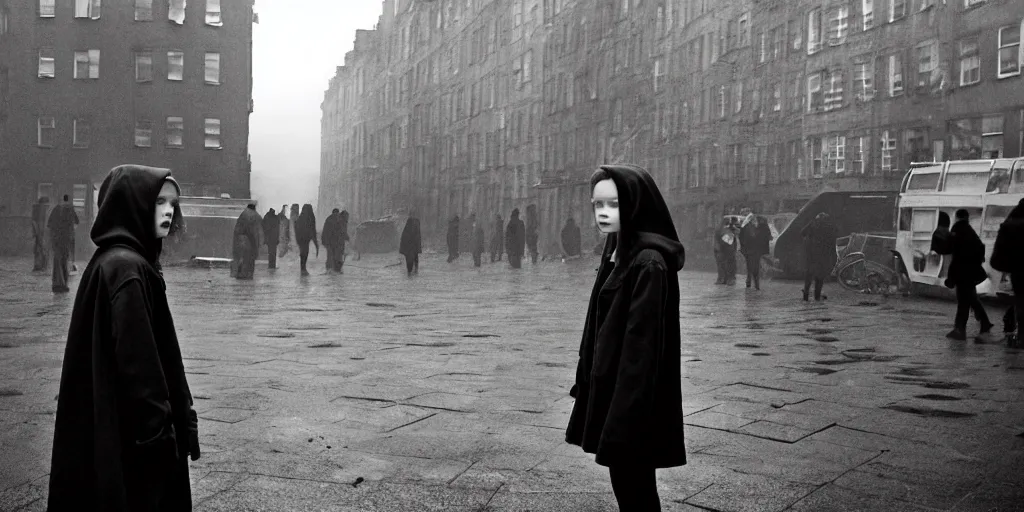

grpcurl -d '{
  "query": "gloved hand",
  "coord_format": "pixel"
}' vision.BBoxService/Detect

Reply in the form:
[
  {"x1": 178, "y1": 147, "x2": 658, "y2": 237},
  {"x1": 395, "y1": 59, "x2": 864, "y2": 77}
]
[{"x1": 187, "y1": 408, "x2": 201, "y2": 461}]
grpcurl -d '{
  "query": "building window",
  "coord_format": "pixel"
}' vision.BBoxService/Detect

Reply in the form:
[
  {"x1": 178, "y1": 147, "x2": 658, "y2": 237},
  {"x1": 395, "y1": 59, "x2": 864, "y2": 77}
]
[
  {"x1": 169, "y1": 0, "x2": 185, "y2": 24},
  {"x1": 135, "y1": 0, "x2": 153, "y2": 21},
  {"x1": 166, "y1": 116, "x2": 184, "y2": 147},
  {"x1": 824, "y1": 70, "x2": 844, "y2": 110},
  {"x1": 828, "y1": 6, "x2": 849, "y2": 46},
  {"x1": 135, "y1": 119, "x2": 153, "y2": 147},
  {"x1": 39, "y1": 0, "x2": 55, "y2": 18},
  {"x1": 718, "y1": 85, "x2": 726, "y2": 118},
  {"x1": 916, "y1": 40, "x2": 939, "y2": 88},
  {"x1": 733, "y1": 81, "x2": 743, "y2": 114},
  {"x1": 74, "y1": 0, "x2": 101, "y2": 19},
  {"x1": 959, "y1": 37, "x2": 980, "y2": 85},
  {"x1": 854, "y1": 60, "x2": 875, "y2": 101},
  {"x1": 37, "y1": 117, "x2": 55, "y2": 147},
  {"x1": 888, "y1": 54, "x2": 904, "y2": 96},
  {"x1": 653, "y1": 57, "x2": 664, "y2": 92},
  {"x1": 827, "y1": 135, "x2": 846, "y2": 173},
  {"x1": 167, "y1": 51, "x2": 184, "y2": 81},
  {"x1": 0, "y1": 7, "x2": 9, "y2": 35},
  {"x1": 903, "y1": 128, "x2": 930, "y2": 166},
  {"x1": 204, "y1": 118, "x2": 221, "y2": 149},
  {"x1": 982, "y1": 115, "x2": 1004, "y2": 158},
  {"x1": 850, "y1": 136, "x2": 866, "y2": 173},
  {"x1": 771, "y1": 26, "x2": 784, "y2": 60},
  {"x1": 38, "y1": 48, "x2": 55, "y2": 78},
  {"x1": 522, "y1": 50, "x2": 533, "y2": 82},
  {"x1": 809, "y1": 138, "x2": 823, "y2": 177},
  {"x1": 738, "y1": 12, "x2": 750, "y2": 46},
  {"x1": 73, "y1": 50, "x2": 100, "y2": 79},
  {"x1": 135, "y1": 51, "x2": 153, "y2": 82},
  {"x1": 862, "y1": 0, "x2": 874, "y2": 30},
  {"x1": 612, "y1": 99, "x2": 623, "y2": 133},
  {"x1": 205, "y1": 0, "x2": 222, "y2": 26},
  {"x1": 73, "y1": 119, "x2": 89, "y2": 148},
  {"x1": 997, "y1": 24, "x2": 1021, "y2": 78},
  {"x1": 807, "y1": 8, "x2": 822, "y2": 54},
  {"x1": 758, "y1": 32, "x2": 767, "y2": 63},
  {"x1": 881, "y1": 130, "x2": 896, "y2": 171},
  {"x1": 807, "y1": 73, "x2": 822, "y2": 112},
  {"x1": 772, "y1": 83, "x2": 782, "y2": 112},
  {"x1": 204, "y1": 52, "x2": 220, "y2": 84},
  {"x1": 790, "y1": 19, "x2": 803, "y2": 51},
  {"x1": 890, "y1": 0, "x2": 906, "y2": 21}
]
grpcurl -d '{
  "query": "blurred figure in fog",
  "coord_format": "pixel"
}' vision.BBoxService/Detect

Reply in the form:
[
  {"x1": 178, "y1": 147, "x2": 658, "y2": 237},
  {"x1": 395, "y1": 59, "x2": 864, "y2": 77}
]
[
  {"x1": 505, "y1": 209, "x2": 526, "y2": 269},
  {"x1": 526, "y1": 204, "x2": 539, "y2": 264},
  {"x1": 942, "y1": 209, "x2": 992, "y2": 340},
  {"x1": 490, "y1": 213, "x2": 504, "y2": 262},
  {"x1": 991, "y1": 199, "x2": 1024, "y2": 347},
  {"x1": 338, "y1": 211, "x2": 350, "y2": 271},
  {"x1": 262, "y1": 207, "x2": 280, "y2": 269},
  {"x1": 278, "y1": 204, "x2": 291, "y2": 258},
  {"x1": 400, "y1": 214, "x2": 421, "y2": 275},
  {"x1": 800, "y1": 212, "x2": 837, "y2": 301},
  {"x1": 471, "y1": 214, "x2": 486, "y2": 267},
  {"x1": 47, "y1": 195, "x2": 79, "y2": 293},
  {"x1": 230, "y1": 203, "x2": 261, "y2": 280},
  {"x1": 31, "y1": 196, "x2": 50, "y2": 272},
  {"x1": 561, "y1": 216, "x2": 582, "y2": 260},
  {"x1": 322, "y1": 208, "x2": 349, "y2": 273},
  {"x1": 713, "y1": 218, "x2": 737, "y2": 285},
  {"x1": 294, "y1": 204, "x2": 319, "y2": 276},
  {"x1": 447, "y1": 215, "x2": 461, "y2": 263},
  {"x1": 740, "y1": 215, "x2": 772, "y2": 290}
]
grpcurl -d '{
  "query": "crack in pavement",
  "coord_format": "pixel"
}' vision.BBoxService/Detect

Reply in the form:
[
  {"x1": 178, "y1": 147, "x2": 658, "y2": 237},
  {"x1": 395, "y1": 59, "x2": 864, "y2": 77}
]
[
  {"x1": 447, "y1": 461, "x2": 476, "y2": 486},
  {"x1": 385, "y1": 412, "x2": 438, "y2": 433},
  {"x1": 480, "y1": 482, "x2": 505, "y2": 510}
]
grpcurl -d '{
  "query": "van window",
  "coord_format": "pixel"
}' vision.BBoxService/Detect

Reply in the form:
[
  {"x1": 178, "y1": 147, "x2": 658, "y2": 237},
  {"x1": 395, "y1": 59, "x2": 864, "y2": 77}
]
[
  {"x1": 899, "y1": 208, "x2": 912, "y2": 231},
  {"x1": 907, "y1": 171, "x2": 940, "y2": 191},
  {"x1": 911, "y1": 209, "x2": 937, "y2": 239},
  {"x1": 982, "y1": 205, "x2": 1014, "y2": 239},
  {"x1": 986, "y1": 165, "x2": 1012, "y2": 193}
]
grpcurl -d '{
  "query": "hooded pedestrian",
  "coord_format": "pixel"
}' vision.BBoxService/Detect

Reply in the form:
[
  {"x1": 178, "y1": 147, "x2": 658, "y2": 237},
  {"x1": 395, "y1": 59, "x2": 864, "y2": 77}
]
[
  {"x1": 505, "y1": 209, "x2": 526, "y2": 269},
  {"x1": 468, "y1": 214, "x2": 485, "y2": 267},
  {"x1": 561, "y1": 216, "x2": 582, "y2": 259},
  {"x1": 526, "y1": 204, "x2": 539, "y2": 264},
  {"x1": 713, "y1": 217, "x2": 738, "y2": 285},
  {"x1": 566, "y1": 164, "x2": 686, "y2": 511},
  {"x1": 490, "y1": 213, "x2": 504, "y2": 262},
  {"x1": 294, "y1": 204, "x2": 318, "y2": 276},
  {"x1": 740, "y1": 215, "x2": 772, "y2": 290},
  {"x1": 928, "y1": 211, "x2": 953, "y2": 274},
  {"x1": 941, "y1": 209, "x2": 992, "y2": 340},
  {"x1": 400, "y1": 214, "x2": 422, "y2": 275},
  {"x1": 799, "y1": 213, "x2": 836, "y2": 301},
  {"x1": 31, "y1": 196, "x2": 50, "y2": 272},
  {"x1": 47, "y1": 195, "x2": 80, "y2": 292},
  {"x1": 231, "y1": 204, "x2": 262, "y2": 279},
  {"x1": 447, "y1": 215, "x2": 461, "y2": 263},
  {"x1": 278, "y1": 204, "x2": 291, "y2": 258},
  {"x1": 47, "y1": 165, "x2": 200, "y2": 511},
  {"x1": 262, "y1": 208, "x2": 280, "y2": 269},
  {"x1": 322, "y1": 208, "x2": 349, "y2": 273},
  {"x1": 991, "y1": 199, "x2": 1024, "y2": 347}
]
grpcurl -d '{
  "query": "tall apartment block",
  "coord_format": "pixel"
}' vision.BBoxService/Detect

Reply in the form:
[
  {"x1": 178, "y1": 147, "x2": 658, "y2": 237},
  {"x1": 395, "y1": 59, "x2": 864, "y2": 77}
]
[
  {"x1": 0, "y1": 0, "x2": 255, "y2": 253},
  {"x1": 320, "y1": 0, "x2": 1024, "y2": 262}
]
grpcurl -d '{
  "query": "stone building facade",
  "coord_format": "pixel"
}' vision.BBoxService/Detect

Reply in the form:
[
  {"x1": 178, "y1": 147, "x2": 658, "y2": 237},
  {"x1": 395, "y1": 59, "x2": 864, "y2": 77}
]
[{"x1": 320, "y1": 0, "x2": 1024, "y2": 261}]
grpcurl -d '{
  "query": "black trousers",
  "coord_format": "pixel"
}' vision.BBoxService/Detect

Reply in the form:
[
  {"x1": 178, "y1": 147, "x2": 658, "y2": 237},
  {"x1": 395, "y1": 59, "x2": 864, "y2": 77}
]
[
  {"x1": 745, "y1": 253, "x2": 762, "y2": 288},
  {"x1": 299, "y1": 241, "x2": 310, "y2": 273},
  {"x1": 609, "y1": 466, "x2": 661, "y2": 511},
  {"x1": 473, "y1": 252, "x2": 482, "y2": 267},
  {"x1": 804, "y1": 272, "x2": 824, "y2": 299},
  {"x1": 1007, "y1": 274, "x2": 1024, "y2": 337},
  {"x1": 405, "y1": 253, "x2": 419, "y2": 274},
  {"x1": 267, "y1": 245, "x2": 277, "y2": 269},
  {"x1": 954, "y1": 281, "x2": 991, "y2": 331}
]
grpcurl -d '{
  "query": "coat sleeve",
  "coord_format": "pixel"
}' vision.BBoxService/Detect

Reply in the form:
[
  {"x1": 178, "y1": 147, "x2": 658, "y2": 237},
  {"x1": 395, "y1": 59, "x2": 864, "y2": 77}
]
[
  {"x1": 600, "y1": 261, "x2": 666, "y2": 449},
  {"x1": 111, "y1": 279, "x2": 174, "y2": 446}
]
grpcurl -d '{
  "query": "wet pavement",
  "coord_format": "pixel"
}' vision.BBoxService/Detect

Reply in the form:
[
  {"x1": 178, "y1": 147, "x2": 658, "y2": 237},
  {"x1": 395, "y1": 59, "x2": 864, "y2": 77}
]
[{"x1": 1, "y1": 251, "x2": 1022, "y2": 511}]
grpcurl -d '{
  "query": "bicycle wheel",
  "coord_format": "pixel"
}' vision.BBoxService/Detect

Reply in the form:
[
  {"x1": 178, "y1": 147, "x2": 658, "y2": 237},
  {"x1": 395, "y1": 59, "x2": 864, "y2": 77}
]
[{"x1": 836, "y1": 257, "x2": 867, "y2": 292}]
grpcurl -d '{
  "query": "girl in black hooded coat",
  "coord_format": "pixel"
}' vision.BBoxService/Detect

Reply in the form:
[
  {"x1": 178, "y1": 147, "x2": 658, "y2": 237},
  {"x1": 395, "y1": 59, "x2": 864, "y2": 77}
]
[
  {"x1": 47, "y1": 165, "x2": 200, "y2": 511},
  {"x1": 566, "y1": 164, "x2": 686, "y2": 511},
  {"x1": 294, "y1": 204, "x2": 319, "y2": 276}
]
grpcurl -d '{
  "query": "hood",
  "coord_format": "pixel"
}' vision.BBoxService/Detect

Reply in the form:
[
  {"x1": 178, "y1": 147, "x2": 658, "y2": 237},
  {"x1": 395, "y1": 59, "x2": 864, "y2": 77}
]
[
  {"x1": 598, "y1": 164, "x2": 685, "y2": 271},
  {"x1": 91, "y1": 165, "x2": 181, "y2": 262}
]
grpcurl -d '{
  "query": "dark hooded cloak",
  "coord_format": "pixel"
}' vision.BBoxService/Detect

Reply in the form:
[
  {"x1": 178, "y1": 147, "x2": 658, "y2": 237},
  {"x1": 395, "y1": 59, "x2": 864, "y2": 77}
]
[
  {"x1": 949, "y1": 216, "x2": 988, "y2": 286},
  {"x1": 565, "y1": 164, "x2": 686, "y2": 469},
  {"x1": 262, "y1": 209, "x2": 280, "y2": 246},
  {"x1": 295, "y1": 204, "x2": 318, "y2": 249},
  {"x1": 800, "y1": 214, "x2": 837, "y2": 278},
  {"x1": 505, "y1": 210, "x2": 526, "y2": 259},
  {"x1": 562, "y1": 218, "x2": 582, "y2": 256},
  {"x1": 322, "y1": 210, "x2": 346, "y2": 249},
  {"x1": 232, "y1": 205, "x2": 262, "y2": 278},
  {"x1": 991, "y1": 200, "x2": 1024, "y2": 277},
  {"x1": 48, "y1": 165, "x2": 198, "y2": 511},
  {"x1": 400, "y1": 217, "x2": 422, "y2": 256}
]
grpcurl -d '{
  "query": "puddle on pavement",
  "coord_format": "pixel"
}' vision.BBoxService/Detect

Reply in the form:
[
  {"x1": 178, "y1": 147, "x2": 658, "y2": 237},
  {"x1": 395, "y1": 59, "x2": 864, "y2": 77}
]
[
  {"x1": 0, "y1": 343, "x2": 15, "y2": 348},
  {"x1": 258, "y1": 333, "x2": 296, "y2": 338},
  {"x1": 857, "y1": 301, "x2": 880, "y2": 307},
  {"x1": 0, "y1": 388, "x2": 24, "y2": 397},
  {"x1": 914, "y1": 394, "x2": 961, "y2": 401},
  {"x1": 885, "y1": 375, "x2": 931, "y2": 383},
  {"x1": 895, "y1": 367, "x2": 933, "y2": 376},
  {"x1": 404, "y1": 342, "x2": 456, "y2": 348},
  {"x1": 815, "y1": 359, "x2": 859, "y2": 365},
  {"x1": 807, "y1": 328, "x2": 834, "y2": 334},
  {"x1": 897, "y1": 309, "x2": 945, "y2": 317},
  {"x1": 308, "y1": 343, "x2": 339, "y2": 348},
  {"x1": 845, "y1": 347, "x2": 876, "y2": 353},
  {"x1": 537, "y1": 362, "x2": 568, "y2": 368},
  {"x1": 811, "y1": 335, "x2": 840, "y2": 342},
  {"x1": 350, "y1": 357, "x2": 365, "y2": 360},
  {"x1": 366, "y1": 302, "x2": 397, "y2": 308},
  {"x1": 746, "y1": 323, "x2": 765, "y2": 330},
  {"x1": 735, "y1": 343, "x2": 760, "y2": 348},
  {"x1": 922, "y1": 381, "x2": 970, "y2": 390},
  {"x1": 799, "y1": 367, "x2": 838, "y2": 375},
  {"x1": 751, "y1": 352, "x2": 771, "y2": 356},
  {"x1": 462, "y1": 334, "x2": 499, "y2": 338},
  {"x1": 881, "y1": 405, "x2": 975, "y2": 418}
]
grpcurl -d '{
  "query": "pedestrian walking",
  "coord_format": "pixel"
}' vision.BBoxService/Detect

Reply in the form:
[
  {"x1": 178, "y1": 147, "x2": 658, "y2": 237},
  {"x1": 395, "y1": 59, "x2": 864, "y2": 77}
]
[
  {"x1": 800, "y1": 212, "x2": 837, "y2": 301},
  {"x1": 561, "y1": 216, "x2": 582, "y2": 260},
  {"x1": 526, "y1": 204, "x2": 539, "y2": 264},
  {"x1": 566, "y1": 164, "x2": 686, "y2": 512},
  {"x1": 322, "y1": 208, "x2": 349, "y2": 273},
  {"x1": 713, "y1": 218, "x2": 738, "y2": 285},
  {"x1": 991, "y1": 200, "x2": 1024, "y2": 347},
  {"x1": 47, "y1": 195, "x2": 79, "y2": 293},
  {"x1": 230, "y1": 203, "x2": 261, "y2": 280},
  {"x1": 47, "y1": 165, "x2": 200, "y2": 511},
  {"x1": 262, "y1": 207, "x2": 280, "y2": 269},
  {"x1": 294, "y1": 204, "x2": 318, "y2": 276},
  {"x1": 400, "y1": 214, "x2": 422, "y2": 275},
  {"x1": 505, "y1": 209, "x2": 526, "y2": 269},
  {"x1": 31, "y1": 197, "x2": 50, "y2": 272},
  {"x1": 471, "y1": 214, "x2": 486, "y2": 267},
  {"x1": 446, "y1": 215, "x2": 461, "y2": 263},
  {"x1": 937, "y1": 209, "x2": 993, "y2": 340},
  {"x1": 490, "y1": 213, "x2": 504, "y2": 262},
  {"x1": 278, "y1": 204, "x2": 291, "y2": 258},
  {"x1": 740, "y1": 215, "x2": 772, "y2": 290}
]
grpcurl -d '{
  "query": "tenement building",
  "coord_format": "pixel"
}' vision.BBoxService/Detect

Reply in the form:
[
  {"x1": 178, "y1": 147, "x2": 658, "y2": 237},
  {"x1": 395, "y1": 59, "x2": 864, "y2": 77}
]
[
  {"x1": 0, "y1": 0, "x2": 255, "y2": 252},
  {"x1": 320, "y1": 0, "x2": 1024, "y2": 261}
]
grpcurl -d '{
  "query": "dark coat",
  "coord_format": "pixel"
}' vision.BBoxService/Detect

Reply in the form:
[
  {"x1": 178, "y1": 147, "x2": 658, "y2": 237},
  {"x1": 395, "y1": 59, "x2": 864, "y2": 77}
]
[
  {"x1": 447, "y1": 217, "x2": 460, "y2": 252},
  {"x1": 233, "y1": 207, "x2": 262, "y2": 249},
  {"x1": 930, "y1": 226, "x2": 953, "y2": 255},
  {"x1": 321, "y1": 213, "x2": 349, "y2": 249},
  {"x1": 800, "y1": 217, "x2": 837, "y2": 277},
  {"x1": 294, "y1": 205, "x2": 318, "y2": 248},
  {"x1": 47, "y1": 203, "x2": 79, "y2": 248},
  {"x1": 400, "y1": 218, "x2": 422, "y2": 256},
  {"x1": 714, "y1": 225, "x2": 738, "y2": 255},
  {"x1": 525, "y1": 208, "x2": 539, "y2": 250},
  {"x1": 262, "y1": 210, "x2": 280, "y2": 246},
  {"x1": 991, "y1": 213, "x2": 1024, "y2": 275},
  {"x1": 506, "y1": 214, "x2": 526, "y2": 258},
  {"x1": 48, "y1": 165, "x2": 197, "y2": 511},
  {"x1": 472, "y1": 223, "x2": 486, "y2": 255},
  {"x1": 562, "y1": 220, "x2": 582, "y2": 256},
  {"x1": 566, "y1": 164, "x2": 686, "y2": 469},
  {"x1": 490, "y1": 217, "x2": 504, "y2": 253},
  {"x1": 948, "y1": 220, "x2": 988, "y2": 286},
  {"x1": 740, "y1": 223, "x2": 772, "y2": 258}
]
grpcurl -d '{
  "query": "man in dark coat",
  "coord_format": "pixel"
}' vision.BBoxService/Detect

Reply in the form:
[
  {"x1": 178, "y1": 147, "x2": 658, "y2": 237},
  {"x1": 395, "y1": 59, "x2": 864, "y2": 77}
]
[
  {"x1": 470, "y1": 214, "x2": 486, "y2": 267},
  {"x1": 399, "y1": 215, "x2": 422, "y2": 275},
  {"x1": 294, "y1": 204, "x2": 318, "y2": 276},
  {"x1": 47, "y1": 165, "x2": 200, "y2": 511},
  {"x1": 278, "y1": 204, "x2": 291, "y2": 258},
  {"x1": 561, "y1": 216, "x2": 582, "y2": 259},
  {"x1": 940, "y1": 209, "x2": 993, "y2": 340},
  {"x1": 446, "y1": 215, "x2": 460, "y2": 263},
  {"x1": 506, "y1": 209, "x2": 526, "y2": 268},
  {"x1": 713, "y1": 217, "x2": 738, "y2": 285},
  {"x1": 990, "y1": 199, "x2": 1024, "y2": 347},
  {"x1": 32, "y1": 197, "x2": 50, "y2": 272},
  {"x1": 566, "y1": 164, "x2": 686, "y2": 511},
  {"x1": 47, "y1": 195, "x2": 79, "y2": 293},
  {"x1": 262, "y1": 208, "x2": 280, "y2": 269},
  {"x1": 740, "y1": 215, "x2": 773, "y2": 290},
  {"x1": 230, "y1": 204, "x2": 262, "y2": 280},
  {"x1": 800, "y1": 212, "x2": 837, "y2": 301},
  {"x1": 490, "y1": 213, "x2": 504, "y2": 262},
  {"x1": 322, "y1": 208, "x2": 349, "y2": 273},
  {"x1": 526, "y1": 204, "x2": 539, "y2": 264}
]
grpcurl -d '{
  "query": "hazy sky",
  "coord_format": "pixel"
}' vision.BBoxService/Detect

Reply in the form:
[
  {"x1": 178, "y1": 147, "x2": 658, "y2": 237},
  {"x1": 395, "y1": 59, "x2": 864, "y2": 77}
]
[{"x1": 249, "y1": 1, "x2": 382, "y2": 211}]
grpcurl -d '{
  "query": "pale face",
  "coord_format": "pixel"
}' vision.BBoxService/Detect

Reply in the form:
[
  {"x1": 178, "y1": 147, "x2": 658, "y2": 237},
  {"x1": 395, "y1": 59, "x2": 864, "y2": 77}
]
[
  {"x1": 592, "y1": 179, "x2": 621, "y2": 234},
  {"x1": 154, "y1": 181, "x2": 179, "y2": 239}
]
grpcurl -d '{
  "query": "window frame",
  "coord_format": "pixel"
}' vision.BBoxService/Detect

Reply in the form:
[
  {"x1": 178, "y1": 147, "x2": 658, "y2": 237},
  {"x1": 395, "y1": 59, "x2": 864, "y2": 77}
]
[
  {"x1": 828, "y1": 5, "x2": 849, "y2": 46},
  {"x1": 38, "y1": 48, "x2": 56, "y2": 79},
  {"x1": 134, "y1": 119, "x2": 153, "y2": 147},
  {"x1": 73, "y1": 49, "x2": 100, "y2": 80},
  {"x1": 862, "y1": 0, "x2": 874, "y2": 31},
  {"x1": 167, "y1": 50, "x2": 184, "y2": 81},
  {"x1": 39, "y1": 0, "x2": 55, "y2": 18},
  {"x1": 205, "y1": 0, "x2": 223, "y2": 27},
  {"x1": 166, "y1": 116, "x2": 184, "y2": 148},
  {"x1": 37, "y1": 117, "x2": 55, "y2": 148},
  {"x1": 135, "y1": 50, "x2": 153, "y2": 83},
  {"x1": 958, "y1": 36, "x2": 981, "y2": 86},
  {"x1": 890, "y1": 0, "x2": 906, "y2": 22},
  {"x1": 72, "y1": 118, "x2": 89, "y2": 148},
  {"x1": 73, "y1": 0, "x2": 101, "y2": 20},
  {"x1": 888, "y1": 53, "x2": 904, "y2": 96},
  {"x1": 204, "y1": 52, "x2": 221, "y2": 85},
  {"x1": 135, "y1": 0, "x2": 153, "y2": 21},
  {"x1": 996, "y1": 23, "x2": 1022, "y2": 79}
]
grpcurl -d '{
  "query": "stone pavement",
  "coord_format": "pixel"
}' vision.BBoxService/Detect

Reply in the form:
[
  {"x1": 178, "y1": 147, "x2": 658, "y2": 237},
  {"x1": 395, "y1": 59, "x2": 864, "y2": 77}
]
[{"x1": 0, "y1": 251, "x2": 1022, "y2": 512}]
